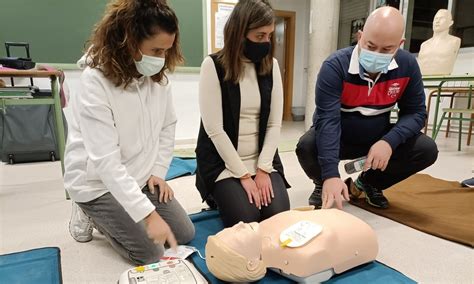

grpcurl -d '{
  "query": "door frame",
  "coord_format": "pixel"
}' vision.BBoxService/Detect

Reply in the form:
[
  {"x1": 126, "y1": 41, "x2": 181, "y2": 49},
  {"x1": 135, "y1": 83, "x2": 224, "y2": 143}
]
[{"x1": 274, "y1": 10, "x2": 296, "y2": 121}]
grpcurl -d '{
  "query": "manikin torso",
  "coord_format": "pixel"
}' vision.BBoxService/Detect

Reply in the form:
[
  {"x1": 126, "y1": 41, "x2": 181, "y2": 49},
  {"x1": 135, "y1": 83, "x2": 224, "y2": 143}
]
[
  {"x1": 259, "y1": 209, "x2": 378, "y2": 278},
  {"x1": 418, "y1": 35, "x2": 460, "y2": 75},
  {"x1": 214, "y1": 208, "x2": 378, "y2": 280},
  {"x1": 417, "y1": 9, "x2": 461, "y2": 76}
]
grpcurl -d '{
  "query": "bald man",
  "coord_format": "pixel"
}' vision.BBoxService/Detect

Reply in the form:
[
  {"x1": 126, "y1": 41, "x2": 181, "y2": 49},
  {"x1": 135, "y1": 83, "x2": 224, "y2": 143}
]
[{"x1": 296, "y1": 7, "x2": 438, "y2": 210}]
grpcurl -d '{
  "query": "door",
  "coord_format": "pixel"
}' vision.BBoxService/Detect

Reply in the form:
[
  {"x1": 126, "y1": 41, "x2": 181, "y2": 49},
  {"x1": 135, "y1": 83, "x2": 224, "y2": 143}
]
[{"x1": 274, "y1": 11, "x2": 295, "y2": 121}]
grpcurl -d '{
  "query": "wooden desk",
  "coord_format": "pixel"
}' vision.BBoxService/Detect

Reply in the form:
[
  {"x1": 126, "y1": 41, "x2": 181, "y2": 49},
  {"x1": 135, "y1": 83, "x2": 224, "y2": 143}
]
[
  {"x1": 422, "y1": 74, "x2": 474, "y2": 138},
  {"x1": 0, "y1": 69, "x2": 66, "y2": 173}
]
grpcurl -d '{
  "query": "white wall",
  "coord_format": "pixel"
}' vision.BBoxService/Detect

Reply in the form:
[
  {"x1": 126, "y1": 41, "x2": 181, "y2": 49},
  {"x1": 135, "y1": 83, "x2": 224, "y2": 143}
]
[
  {"x1": 269, "y1": 0, "x2": 310, "y2": 109},
  {"x1": 452, "y1": 48, "x2": 474, "y2": 75},
  {"x1": 1, "y1": 70, "x2": 201, "y2": 142},
  {"x1": 168, "y1": 72, "x2": 200, "y2": 141}
]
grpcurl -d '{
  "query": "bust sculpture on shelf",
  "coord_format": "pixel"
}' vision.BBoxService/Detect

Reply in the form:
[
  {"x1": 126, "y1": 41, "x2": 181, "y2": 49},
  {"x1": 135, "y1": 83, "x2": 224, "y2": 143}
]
[{"x1": 417, "y1": 9, "x2": 461, "y2": 76}]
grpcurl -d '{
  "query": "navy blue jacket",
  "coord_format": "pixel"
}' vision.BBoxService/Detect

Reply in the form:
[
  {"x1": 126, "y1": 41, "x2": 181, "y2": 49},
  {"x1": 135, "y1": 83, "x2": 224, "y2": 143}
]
[{"x1": 313, "y1": 46, "x2": 426, "y2": 180}]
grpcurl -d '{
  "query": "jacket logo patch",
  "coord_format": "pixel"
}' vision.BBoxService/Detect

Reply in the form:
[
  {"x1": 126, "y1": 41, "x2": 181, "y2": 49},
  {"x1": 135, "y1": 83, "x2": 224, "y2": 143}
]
[{"x1": 387, "y1": 83, "x2": 401, "y2": 98}]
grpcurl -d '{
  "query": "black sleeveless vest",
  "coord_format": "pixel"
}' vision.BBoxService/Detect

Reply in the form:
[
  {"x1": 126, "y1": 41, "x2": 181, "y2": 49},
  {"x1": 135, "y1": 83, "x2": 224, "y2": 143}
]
[{"x1": 195, "y1": 54, "x2": 290, "y2": 201}]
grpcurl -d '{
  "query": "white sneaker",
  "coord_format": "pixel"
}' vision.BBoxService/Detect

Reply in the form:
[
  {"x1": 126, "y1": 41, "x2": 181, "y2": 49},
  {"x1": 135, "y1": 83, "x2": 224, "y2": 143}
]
[{"x1": 69, "y1": 202, "x2": 93, "y2": 242}]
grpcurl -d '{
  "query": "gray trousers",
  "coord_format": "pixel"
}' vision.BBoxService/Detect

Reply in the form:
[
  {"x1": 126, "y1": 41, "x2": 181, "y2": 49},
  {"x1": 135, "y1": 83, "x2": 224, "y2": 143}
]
[{"x1": 77, "y1": 185, "x2": 195, "y2": 265}]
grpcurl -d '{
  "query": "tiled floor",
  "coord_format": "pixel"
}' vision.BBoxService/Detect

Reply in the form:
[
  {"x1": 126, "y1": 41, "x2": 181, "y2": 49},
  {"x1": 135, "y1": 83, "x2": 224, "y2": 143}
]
[{"x1": 0, "y1": 121, "x2": 473, "y2": 283}]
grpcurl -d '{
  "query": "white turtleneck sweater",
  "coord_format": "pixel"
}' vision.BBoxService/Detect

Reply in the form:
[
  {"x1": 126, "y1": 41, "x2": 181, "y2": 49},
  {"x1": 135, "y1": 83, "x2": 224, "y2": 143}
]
[
  {"x1": 63, "y1": 67, "x2": 176, "y2": 222},
  {"x1": 199, "y1": 57, "x2": 283, "y2": 181}
]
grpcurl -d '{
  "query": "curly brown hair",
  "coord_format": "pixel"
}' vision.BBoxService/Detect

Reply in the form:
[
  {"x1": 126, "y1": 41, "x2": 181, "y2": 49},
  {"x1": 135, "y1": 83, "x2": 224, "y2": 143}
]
[
  {"x1": 217, "y1": 0, "x2": 275, "y2": 83},
  {"x1": 86, "y1": 0, "x2": 183, "y2": 87}
]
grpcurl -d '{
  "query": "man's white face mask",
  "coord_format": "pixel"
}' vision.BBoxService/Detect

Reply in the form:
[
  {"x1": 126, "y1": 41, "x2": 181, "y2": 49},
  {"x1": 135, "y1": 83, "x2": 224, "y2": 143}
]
[{"x1": 359, "y1": 47, "x2": 395, "y2": 74}]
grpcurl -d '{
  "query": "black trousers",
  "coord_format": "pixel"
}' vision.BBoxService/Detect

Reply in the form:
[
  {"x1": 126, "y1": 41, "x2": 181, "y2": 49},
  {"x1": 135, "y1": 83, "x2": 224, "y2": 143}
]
[
  {"x1": 296, "y1": 127, "x2": 439, "y2": 190},
  {"x1": 212, "y1": 172, "x2": 290, "y2": 227}
]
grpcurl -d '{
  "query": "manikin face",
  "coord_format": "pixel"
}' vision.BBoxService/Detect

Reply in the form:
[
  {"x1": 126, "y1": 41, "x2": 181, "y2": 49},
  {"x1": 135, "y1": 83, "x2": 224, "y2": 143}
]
[
  {"x1": 433, "y1": 10, "x2": 453, "y2": 33},
  {"x1": 216, "y1": 222, "x2": 261, "y2": 264}
]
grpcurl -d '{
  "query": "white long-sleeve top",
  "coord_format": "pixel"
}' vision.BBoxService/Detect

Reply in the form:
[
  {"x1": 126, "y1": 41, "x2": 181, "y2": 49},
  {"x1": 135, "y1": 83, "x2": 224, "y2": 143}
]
[
  {"x1": 63, "y1": 67, "x2": 176, "y2": 222},
  {"x1": 199, "y1": 57, "x2": 283, "y2": 181}
]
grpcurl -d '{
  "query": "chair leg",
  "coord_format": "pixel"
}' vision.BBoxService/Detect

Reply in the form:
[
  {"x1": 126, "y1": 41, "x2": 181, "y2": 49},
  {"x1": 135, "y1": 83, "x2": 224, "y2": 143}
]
[
  {"x1": 458, "y1": 113, "x2": 463, "y2": 151},
  {"x1": 445, "y1": 93, "x2": 456, "y2": 137},
  {"x1": 433, "y1": 112, "x2": 447, "y2": 141},
  {"x1": 425, "y1": 90, "x2": 436, "y2": 134},
  {"x1": 468, "y1": 114, "x2": 473, "y2": 146}
]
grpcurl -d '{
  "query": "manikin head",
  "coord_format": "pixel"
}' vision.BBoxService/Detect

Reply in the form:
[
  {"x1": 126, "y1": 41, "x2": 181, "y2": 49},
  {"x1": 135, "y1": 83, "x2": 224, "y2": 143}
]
[
  {"x1": 206, "y1": 222, "x2": 266, "y2": 282},
  {"x1": 433, "y1": 9, "x2": 453, "y2": 33}
]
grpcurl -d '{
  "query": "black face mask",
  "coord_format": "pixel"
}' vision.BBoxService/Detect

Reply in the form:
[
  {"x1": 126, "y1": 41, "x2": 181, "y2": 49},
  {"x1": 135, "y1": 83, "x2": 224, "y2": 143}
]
[{"x1": 243, "y1": 39, "x2": 271, "y2": 63}]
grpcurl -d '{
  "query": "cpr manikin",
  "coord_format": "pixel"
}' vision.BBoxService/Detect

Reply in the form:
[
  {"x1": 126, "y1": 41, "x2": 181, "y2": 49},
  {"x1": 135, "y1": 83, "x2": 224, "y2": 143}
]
[
  {"x1": 206, "y1": 208, "x2": 378, "y2": 283},
  {"x1": 417, "y1": 9, "x2": 461, "y2": 75}
]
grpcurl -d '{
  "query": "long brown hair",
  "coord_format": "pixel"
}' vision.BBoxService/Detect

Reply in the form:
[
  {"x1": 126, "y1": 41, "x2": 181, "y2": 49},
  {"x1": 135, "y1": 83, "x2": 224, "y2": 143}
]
[
  {"x1": 86, "y1": 0, "x2": 183, "y2": 87},
  {"x1": 217, "y1": 0, "x2": 275, "y2": 83}
]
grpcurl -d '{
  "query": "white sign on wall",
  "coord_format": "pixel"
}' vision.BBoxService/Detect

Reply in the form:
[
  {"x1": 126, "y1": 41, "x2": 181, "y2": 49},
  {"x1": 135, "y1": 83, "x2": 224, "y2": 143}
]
[{"x1": 214, "y1": 4, "x2": 234, "y2": 49}]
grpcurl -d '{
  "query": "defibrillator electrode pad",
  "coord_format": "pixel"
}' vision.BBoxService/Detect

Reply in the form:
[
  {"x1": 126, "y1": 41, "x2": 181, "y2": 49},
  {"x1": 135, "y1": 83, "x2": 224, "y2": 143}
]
[{"x1": 279, "y1": 221, "x2": 323, "y2": 248}]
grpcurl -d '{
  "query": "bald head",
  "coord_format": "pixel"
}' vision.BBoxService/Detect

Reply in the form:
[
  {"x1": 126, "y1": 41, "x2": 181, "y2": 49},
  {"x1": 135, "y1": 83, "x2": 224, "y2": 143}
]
[
  {"x1": 365, "y1": 7, "x2": 405, "y2": 39},
  {"x1": 358, "y1": 6, "x2": 405, "y2": 54}
]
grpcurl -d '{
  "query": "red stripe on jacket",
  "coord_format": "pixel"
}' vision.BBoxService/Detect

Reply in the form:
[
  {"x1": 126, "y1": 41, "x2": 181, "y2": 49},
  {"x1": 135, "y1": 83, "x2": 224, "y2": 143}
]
[{"x1": 341, "y1": 77, "x2": 410, "y2": 107}]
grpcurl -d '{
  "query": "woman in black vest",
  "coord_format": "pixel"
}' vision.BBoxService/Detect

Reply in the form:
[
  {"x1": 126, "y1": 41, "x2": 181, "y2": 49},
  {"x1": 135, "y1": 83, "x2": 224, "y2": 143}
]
[{"x1": 196, "y1": 0, "x2": 290, "y2": 227}]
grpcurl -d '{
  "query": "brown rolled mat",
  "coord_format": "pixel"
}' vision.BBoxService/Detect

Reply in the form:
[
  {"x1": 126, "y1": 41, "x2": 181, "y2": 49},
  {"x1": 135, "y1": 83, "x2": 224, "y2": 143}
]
[{"x1": 349, "y1": 174, "x2": 474, "y2": 247}]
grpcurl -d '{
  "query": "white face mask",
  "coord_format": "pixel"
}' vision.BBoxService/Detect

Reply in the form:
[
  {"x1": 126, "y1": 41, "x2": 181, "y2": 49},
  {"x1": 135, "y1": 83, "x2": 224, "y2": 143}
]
[
  {"x1": 134, "y1": 50, "x2": 165, "y2": 77},
  {"x1": 359, "y1": 47, "x2": 395, "y2": 74}
]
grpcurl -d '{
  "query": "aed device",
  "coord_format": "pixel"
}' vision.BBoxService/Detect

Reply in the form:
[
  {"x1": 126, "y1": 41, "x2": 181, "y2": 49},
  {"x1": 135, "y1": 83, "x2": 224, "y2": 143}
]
[{"x1": 118, "y1": 258, "x2": 207, "y2": 284}]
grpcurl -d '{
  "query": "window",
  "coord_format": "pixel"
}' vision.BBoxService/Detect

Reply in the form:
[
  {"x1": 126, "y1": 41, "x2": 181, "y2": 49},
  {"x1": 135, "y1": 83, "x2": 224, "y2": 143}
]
[
  {"x1": 375, "y1": 0, "x2": 401, "y2": 9},
  {"x1": 452, "y1": 0, "x2": 474, "y2": 48},
  {"x1": 406, "y1": 0, "x2": 473, "y2": 52},
  {"x1": 406, "y1": 0, "x2": 448, "y2": 53},
  {"x1": 337, "y1": 0, "x2": 371, "y2": 49}
]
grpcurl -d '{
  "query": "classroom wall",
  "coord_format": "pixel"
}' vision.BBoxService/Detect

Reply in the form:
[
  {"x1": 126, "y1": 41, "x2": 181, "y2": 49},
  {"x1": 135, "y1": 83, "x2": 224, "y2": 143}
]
[
  {"x1": 0, "y1": 0, "x2": 204, "y2": 66},
  {"x1": 205, "y1": 0, "x2": 310, "y2": 109},
  {"x1": 1, "y1": 70, "x2": 201, "y2": 142},
  {"x1": 168, "y1": 73, "x2": 201, "y2": 141},
  {"x1": 3, "y1": 1, "x2": 471, "y2": 142},
  {"x1": 269, "y1": 0, "x2": 310, "y2": 109},
  {"x1": 452, "y1": 48, "x2": 474, "y2": 75},
  {"x1": 11, "y1": 0, "x2": 313, "y2": 142},
  {"x1": 52, "y1": 49, "x2": 472, "y2": 141}
]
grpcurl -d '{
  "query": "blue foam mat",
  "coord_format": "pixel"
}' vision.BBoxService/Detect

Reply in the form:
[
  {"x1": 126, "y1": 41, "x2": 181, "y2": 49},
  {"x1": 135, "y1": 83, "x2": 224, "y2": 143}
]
[
  {"x1": 0, "y1": 247, "x2": 62, "y2": 284},
  {"x1": 165, "y1": 157, "x2": 197, "y2": 181},
  {"x1": 188, "y1": 210, "x2": 416, "y2": 284}
]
